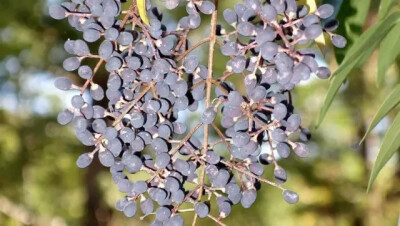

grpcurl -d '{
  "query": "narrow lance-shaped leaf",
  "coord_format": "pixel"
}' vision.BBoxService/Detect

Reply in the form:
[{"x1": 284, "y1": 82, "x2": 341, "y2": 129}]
[
  {"x1": 305, "y1": 0, "x2": 317, "y2": 13},
  {"x1": 317, "y1": 12, "x2": 400, "y2": 127},
  {"x1": 137, "y1": 0, "x2": 150, "y2": 25},
  {"x1": 377, "y1": 23, "x2": 400, "y2": 87},
  {"x1": 360, "y1": 84, "x2": 400, "y2": 143},
  {"x1": 378, "y1": 0, "x2": 397, "y2": 20},
  {"x1": 367, "y1": 112, "x2": 400, "y2": 192}
]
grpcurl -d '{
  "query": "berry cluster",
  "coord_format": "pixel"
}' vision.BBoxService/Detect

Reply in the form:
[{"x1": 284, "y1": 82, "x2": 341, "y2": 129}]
[{"x1": 50, "y1": 0, "x2": 345, "y2": 225}]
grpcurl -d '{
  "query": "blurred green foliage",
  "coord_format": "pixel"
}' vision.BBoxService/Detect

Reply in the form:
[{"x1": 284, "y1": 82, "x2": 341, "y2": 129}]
[
  {"x1": 317, "y1": 0, "x2": 400, "y2": 190},
  {"x1": 0, "y1": 0, "x2": 399, "y2": 226}
]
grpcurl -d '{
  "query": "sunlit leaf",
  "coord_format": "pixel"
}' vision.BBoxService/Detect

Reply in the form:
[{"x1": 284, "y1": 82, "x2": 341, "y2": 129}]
[
  {"x1": 305, "y1": 0, "x2": 317, "y2": 13},
  {"x1": 377, "y1": 23, "x2": 400, "y2": 86},
  {"x1": 378, "y1": 0, "x2": 397, "y2": 20},
  {"x1": 317, "y1": 12, "x2": 400, "y2": 127},
  {"x1": 360, "y1": 84, "x2": 400, "y2": 143},
  {"x1": 367, "y1": 112, "x2": 400, "y2": 192},
  {"x1": 137, "y1": 0, "x2": 150, "y2": 25}
]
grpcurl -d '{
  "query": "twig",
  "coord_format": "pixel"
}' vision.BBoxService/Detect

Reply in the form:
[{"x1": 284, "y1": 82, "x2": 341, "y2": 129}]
[
  {"x1": 211, "y1": 80, "x2": 229, "y2": 95},
  {"x1": 190, "y1": 80, "x2": 207, "y2": 90},
  {"x1": 220, "y1": 160, "x2": 284, "y2": 190},
  {"x1": 80, "y1": 59, "x2": 103, "y2": 95},
  {"x1": 112, "y1": 85, "x2": 152, "y2": 127},
  {"x1": 211, "y1": 123, "x2": 231, "y2": 151},
  {"x1": 208, "y1": 214, "x2": 227, "y2": 226},
  {"x1": 170, "y1": 122, "x2": 203, "y2": 155},
  {"x1": 172, "y1": 185, "x2": 200, "y2": 214},
  {"x1": 177, "y1": 37, "x2": 211, "y2": 61}
]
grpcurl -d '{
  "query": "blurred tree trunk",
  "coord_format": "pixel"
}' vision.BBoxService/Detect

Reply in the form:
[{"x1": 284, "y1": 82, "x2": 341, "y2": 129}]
[
  {"x1": 344, "y1": 69, "x2": 369, "y2": 226},
  {"x1": 345, "y1": 69, "x2": 369, "y2": 166},
  {"x1": 83, "y1": 69, "x2": 111, "y2": 226},
  {"x1": 83, "y1": 159, "x2": 111, "y2": 226}
]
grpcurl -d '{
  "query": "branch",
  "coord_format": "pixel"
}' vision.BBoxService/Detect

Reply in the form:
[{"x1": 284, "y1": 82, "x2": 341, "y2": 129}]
[
  {"x1": 220, "y1": 160, "x2": 284, "y2": 190},
  {"x1": 193, "y1": 0, "x2": 219, "y2": 225},
  {"x1": 80, "y1": 59, "x2": 104, "y2": 95}
]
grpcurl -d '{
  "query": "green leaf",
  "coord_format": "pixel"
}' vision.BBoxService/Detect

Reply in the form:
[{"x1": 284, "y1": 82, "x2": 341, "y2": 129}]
[
  {"x1": 361, "y1": 84, "x2": 400, "y2": 143},
  {"x1": 377, "y1": 23, "x2": 400, "y2": 86},
  {"x1": 378, "y1": 0, "x2": 397, "y2": 20},
  {"x1": 367, "y1": 112, "x2": 400, "y2": 192},
  {"x1": 137, "y1": 0, "x2": 150, "y2": 25},
  {"x1": 333, "y1": 0, "x2": 372, "y2": 63},
  {"x1": 317, "y1": 12, "x2": 400, "y2": 127}
]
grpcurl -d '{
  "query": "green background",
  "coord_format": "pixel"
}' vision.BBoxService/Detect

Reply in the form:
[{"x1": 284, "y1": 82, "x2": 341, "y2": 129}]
[{"x1": 0, "y1": 0, "x2": 399, "y2": 225}]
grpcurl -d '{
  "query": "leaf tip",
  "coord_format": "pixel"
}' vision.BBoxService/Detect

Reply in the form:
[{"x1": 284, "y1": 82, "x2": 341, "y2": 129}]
[
  {"x1": 359, "y1": 135, "x2": 367, "y2": 145},
  {"x1": 316, "y1": 110, "x2": 326, "y2": 129},
  {"x1": 366, "y1": 178, "x2": 373, "y2": 193}
]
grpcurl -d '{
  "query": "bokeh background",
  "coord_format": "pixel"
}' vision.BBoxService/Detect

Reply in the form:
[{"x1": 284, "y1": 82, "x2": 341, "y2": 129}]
[{"x1": 0, "y1": 0, "x2": 399, "y2": 225}]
